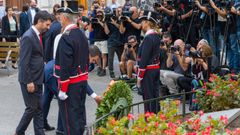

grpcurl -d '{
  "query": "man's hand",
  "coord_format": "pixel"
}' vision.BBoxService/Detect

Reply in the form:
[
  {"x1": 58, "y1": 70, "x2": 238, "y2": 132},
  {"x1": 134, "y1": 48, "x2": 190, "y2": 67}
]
[
  {"x1": 58, "y1": 91, "x2": 68, "y2": 100},
  {"x1": 27, "y1": 82, "x2": 35, "y2": 93},
  {"x1": 137, "y1": 79, "x2": 141, "y2": 88},
  {"x1": 126, "y1": 16, "x2": 132, "y2": 23},
  {"x1": 94, "y1": 96, "x2": 103, "y2": 105}
]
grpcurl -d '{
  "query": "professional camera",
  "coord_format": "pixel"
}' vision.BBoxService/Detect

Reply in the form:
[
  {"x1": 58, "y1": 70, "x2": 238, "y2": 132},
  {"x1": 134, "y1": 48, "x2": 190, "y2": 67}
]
[
  {"x1": 153, "y1": 2, "x2": 161, "y2": 9},
  {"x1": 170, "y1": 46, "x2": 180, "y2": 53},
  {"x1": 189, "y1": 50, "x2": 202, "y2": 58},
  {"x1": 91, "y1": 18, "x2": 98, "y2": 23},
  {"x1": 120, "y1": 11, "x2": 133, "y2": 22},
  {"x1": 127, "y1": 44, "x2": 132, "y2": 48},
  {"x1": 160, "y1": 40, "x2": 166, "y2": 46}
]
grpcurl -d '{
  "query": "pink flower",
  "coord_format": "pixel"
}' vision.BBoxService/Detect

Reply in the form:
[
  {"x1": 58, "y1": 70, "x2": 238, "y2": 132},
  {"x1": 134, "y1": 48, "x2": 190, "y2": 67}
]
[
  {"x1": 155, "y1": 122, "x2": 159, "y2": 127},
  {"x1": 213, "y1": 92, "x2": 220, "y2": 97},
  {"x1": 206, "y1": 90, "x2": 211, "y2": 96},
  {"x1": 192, "y1": 99, "x2": 197, "y2": 103},
  {"x1": 127, "y1": 113, "x2": 134, "y2": 120},
  {"x1": 208, "y1": 77, "x2": 213, "y2": 82},
  {"x1": 220, "y1": 115, "x2": 228, "y2": 124},
  {"x1": 199, "y1": 110, "x2": 204, "y2": 116}
]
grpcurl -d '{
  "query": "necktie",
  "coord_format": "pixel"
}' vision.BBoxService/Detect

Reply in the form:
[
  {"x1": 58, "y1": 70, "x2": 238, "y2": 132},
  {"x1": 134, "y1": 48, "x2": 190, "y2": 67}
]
[{"x1": 39, "y1": 34, "x2": 43, "y2": 46}]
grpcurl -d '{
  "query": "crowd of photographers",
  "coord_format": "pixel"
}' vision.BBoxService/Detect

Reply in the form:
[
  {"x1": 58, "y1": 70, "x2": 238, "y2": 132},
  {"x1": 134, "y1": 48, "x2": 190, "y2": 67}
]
[{"x1": 80, "y1": 0, "x2": 240, "y2": 95}]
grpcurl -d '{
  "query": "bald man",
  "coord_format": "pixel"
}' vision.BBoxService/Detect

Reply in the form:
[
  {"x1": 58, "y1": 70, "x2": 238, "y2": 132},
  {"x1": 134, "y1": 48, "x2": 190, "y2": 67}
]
[{"x1": 160, "y1": 39, "x2": 191, "y2": 94}]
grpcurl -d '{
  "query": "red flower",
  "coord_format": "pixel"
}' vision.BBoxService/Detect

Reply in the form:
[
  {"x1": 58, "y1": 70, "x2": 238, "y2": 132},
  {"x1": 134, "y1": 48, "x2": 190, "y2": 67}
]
[
  {"x1": 127, "y1": 113, "x2": 134, "y2": 120},
  {"x1": 145, "y1": 111, "x2": 151, "y2": 118},
  {"x1": 155, "y1": 122, "x2": 159, "y2": 127},
  {"x1": 159, "y1": 114, "x2": 166, "y2": 121},
  {"x1": 110, "y1": 118, "x2": 116, "y2": 125}
]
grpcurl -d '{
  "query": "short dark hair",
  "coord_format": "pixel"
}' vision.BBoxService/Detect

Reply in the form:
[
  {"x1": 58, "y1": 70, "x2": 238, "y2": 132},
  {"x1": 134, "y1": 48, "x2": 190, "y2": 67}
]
[
  {"x1": 22, "y1": 4, "x2": 29, "y2": 12},
  {"x1": 128, "y1": 35, "x2": 137, "y2": 41},
  {"x1": 5, "y1": 6, "x2": 12, "y2": 12},
  {"x1": 33, "y1": 10, "x2": 53, "y2": 25},
  {"x1": 89, "y1": 46, "x2": 101, "y2": 57},
  {"x1": 163, "y1": 32, "x2": 172, "y2": 40}
]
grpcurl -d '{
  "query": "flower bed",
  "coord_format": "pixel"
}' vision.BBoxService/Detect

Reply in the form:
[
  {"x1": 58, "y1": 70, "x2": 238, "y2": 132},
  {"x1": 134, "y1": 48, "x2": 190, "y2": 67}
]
[
  {"x1": 195, "y1": 74, "x2": 240, "y2": 112},
  {"x1": 97, "y1": 99, "x2": 240, "y2": 135}
]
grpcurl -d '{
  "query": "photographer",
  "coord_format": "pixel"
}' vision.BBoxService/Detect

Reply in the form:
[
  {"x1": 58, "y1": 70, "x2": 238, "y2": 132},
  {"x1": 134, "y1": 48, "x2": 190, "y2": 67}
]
[
  {"x1": 177, "y1": 39, "x2": 213, "y2": 106},
  {"x1": 195, "y1": 0, "x2": 220, "y2": 57},
  {"x1": 159, "y1": 32, "x2": 173, "y2": 70},
  {"x1": 210, "y1": 0, "x2": 240, "y2": 73},
  {"x1": 119, "y1": 6, "x2": 142, "y2": 44},
  {"x1": 119, "y1": 35, "x2": 138, "y2": 79},
  {"x1": 160, "y1": 39, "x2": 191, "y2": 94},
  {"x1": 89, "y1": 10, "x2": 109, "y2": 76},
  {"x1": 103, "y1": 8, "x2": 123, "y2": 78},
  {"x1": 77, "y1": 5, "x2": 90, "y2": 31}
]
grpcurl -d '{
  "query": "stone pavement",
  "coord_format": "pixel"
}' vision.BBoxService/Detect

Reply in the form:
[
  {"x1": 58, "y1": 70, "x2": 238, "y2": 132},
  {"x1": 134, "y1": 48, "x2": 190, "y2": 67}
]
[{"x1": 0, "y1": 62, "x2": 143, "y2": 135}]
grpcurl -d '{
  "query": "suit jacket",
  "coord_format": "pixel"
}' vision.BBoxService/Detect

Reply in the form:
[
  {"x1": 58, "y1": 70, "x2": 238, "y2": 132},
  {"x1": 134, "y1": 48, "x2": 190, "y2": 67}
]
[
  {"x1": 1, "y1": 15, "x2": 18, "y2": 37},
  {"x1": 19, "y1": 12, "x2": 30, "y2": 37},
  {"x1": 43, "y1": 20, "x2": 61, "y2": 62},
  {"x1": 18, "y1": 27, "x2": 44, "y2": 84},
  {"x1": 27, "y1": 7, "x2": 40, "y2": 26}
]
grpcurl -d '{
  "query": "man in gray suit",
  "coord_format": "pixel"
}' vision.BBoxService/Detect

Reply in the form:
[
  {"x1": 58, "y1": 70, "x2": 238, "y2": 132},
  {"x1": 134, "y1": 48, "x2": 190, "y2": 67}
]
[
  {"x1": 15, "y1": 11, "x2": 52, "y2": 135},
  {"x1": 27, "y1": 0, "x2": 40, "y2": 26}
]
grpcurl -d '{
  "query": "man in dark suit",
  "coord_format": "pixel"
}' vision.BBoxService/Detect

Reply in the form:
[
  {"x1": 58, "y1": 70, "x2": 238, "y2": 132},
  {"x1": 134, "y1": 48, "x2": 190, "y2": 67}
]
[
  {"x1": 15, "y1": 11, "x2": 52, "y2": 135},
  {"x1": 19, "y1": 4, "x2": 30, "y2": 37},
  {"x1": 27, "y1": 0, "x2": 40, "y2": 26}
]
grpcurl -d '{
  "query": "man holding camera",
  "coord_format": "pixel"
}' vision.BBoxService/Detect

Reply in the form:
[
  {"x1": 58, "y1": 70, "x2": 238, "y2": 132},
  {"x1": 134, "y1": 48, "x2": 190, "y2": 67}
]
[
  {"x1": 160, "y1": 39, "x2": 191, "y2": 94},
  {"x1": 159, "y1": 32, "x2": 173, "y2": 70},
  {"x1": 119, "y1": 6, "x2": 142, "y2": 44},
  {"x1": 89, "y1": 10, "x2": 109, "y2": 76},
  {"x1": 119, "y1": 35, "x2": 138, "y2": 79},
  {"x1": 209, "y1": 0, "x2": 240, "y2": 73},
  {"x1": 103, "y1": 9, "x2": 123, "y2": 78}
]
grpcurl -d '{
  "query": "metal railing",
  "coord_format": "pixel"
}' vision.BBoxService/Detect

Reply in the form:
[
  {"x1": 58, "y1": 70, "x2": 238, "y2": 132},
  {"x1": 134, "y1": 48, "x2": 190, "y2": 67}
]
[{"x1": 84, "y1": 91, "x2": 195, "y2": 135}]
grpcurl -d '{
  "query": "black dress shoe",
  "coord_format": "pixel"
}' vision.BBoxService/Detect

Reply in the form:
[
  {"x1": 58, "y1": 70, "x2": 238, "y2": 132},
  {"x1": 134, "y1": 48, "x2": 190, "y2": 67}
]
[
  {"x1": 56, "y1": 130, "x2": 64, "y2": 135},
  {"x1": 44, "y1": 123, "x2": 55, "y2": 131}
]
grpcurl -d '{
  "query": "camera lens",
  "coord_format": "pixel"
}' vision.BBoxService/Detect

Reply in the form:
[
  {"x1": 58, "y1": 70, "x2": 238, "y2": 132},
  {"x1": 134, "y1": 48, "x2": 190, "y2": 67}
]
[{"x1": 127, "y1": 44, "x2": 132, "y2": 48}]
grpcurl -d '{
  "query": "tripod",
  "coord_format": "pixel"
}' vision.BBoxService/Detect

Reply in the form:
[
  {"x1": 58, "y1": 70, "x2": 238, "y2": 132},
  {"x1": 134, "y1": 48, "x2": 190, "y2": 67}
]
[
  {"x1": 220, "y1": 12, "x2": 231, "y2": 66},
  {"x1": 184, "y1": 8, "x2": 200, "y2": 44}
]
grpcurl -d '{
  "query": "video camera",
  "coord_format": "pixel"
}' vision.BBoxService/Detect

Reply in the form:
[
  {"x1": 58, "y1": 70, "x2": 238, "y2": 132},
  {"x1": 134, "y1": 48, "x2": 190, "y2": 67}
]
[
  {"x1": 104, "y1": 8, "x2": 118, "y2": 23},
  {"x1": 120, "y1": 11, "x2": 133, "y2": 22}
]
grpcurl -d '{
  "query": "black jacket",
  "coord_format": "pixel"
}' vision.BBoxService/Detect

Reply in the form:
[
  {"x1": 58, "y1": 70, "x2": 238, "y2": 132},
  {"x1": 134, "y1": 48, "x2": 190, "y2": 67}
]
[{"x1": 1, "y1": 15, "x2": 19, "y2": 37}]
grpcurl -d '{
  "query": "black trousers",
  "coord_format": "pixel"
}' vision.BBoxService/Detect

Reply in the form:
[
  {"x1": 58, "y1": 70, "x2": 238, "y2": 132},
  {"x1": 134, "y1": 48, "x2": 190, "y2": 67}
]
[
  {"x1": 108, "y1": 46, "x2": 124, "y2": 71},
  {"x1": 58, "y1": 82, "x2": 87, "y2": 135},
  {"x1": 16, "y1": 83, "x2": 44, "y2": 135},
  {"x1": 141, "y1": 69, "x2": 160, "y2": 114},
  {"x1": 177, "y1": 76, "x2": 193, "y2": 101}
]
